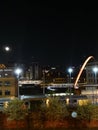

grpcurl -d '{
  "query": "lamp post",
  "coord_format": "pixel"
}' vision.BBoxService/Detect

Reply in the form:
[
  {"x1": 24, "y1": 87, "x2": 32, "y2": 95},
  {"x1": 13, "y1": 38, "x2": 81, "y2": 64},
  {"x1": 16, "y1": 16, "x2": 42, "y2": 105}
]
[
  {"x1": 68, "y1": 67, "x2": 73, "y2": 103},
  {"x1": 93, "y1": 66, "x2": 98, "y2": 104},
  {"x1": 93, "y1": 67, "x2": 98, "y2": 84},
  {"x1": 14, "y1": 68, "x2": 22, "y2": 98},
  {"x1": 68, "y1": 68, "x2": 73, "y2": 83}
]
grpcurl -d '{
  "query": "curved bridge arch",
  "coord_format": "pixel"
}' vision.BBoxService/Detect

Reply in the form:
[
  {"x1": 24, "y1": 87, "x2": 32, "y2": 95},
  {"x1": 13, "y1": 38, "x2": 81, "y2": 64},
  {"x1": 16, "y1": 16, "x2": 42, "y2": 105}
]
[{"x1": 74, "y1": 56, "x2": 94, "y2": 88}]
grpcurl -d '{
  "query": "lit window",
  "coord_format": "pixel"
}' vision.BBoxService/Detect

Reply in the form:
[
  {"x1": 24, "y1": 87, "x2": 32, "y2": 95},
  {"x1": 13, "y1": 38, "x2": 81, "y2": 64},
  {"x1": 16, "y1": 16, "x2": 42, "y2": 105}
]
[{"x1": 5, "y1": 73, "x2": 8, "y2": 77}]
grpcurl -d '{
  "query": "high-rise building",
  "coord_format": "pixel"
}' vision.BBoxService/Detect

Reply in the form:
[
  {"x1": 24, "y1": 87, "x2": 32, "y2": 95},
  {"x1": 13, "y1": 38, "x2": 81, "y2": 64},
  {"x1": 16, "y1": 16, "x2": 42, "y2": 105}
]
[{"x1": 25, "y1": 62, "x2": 42, "y2": 80}]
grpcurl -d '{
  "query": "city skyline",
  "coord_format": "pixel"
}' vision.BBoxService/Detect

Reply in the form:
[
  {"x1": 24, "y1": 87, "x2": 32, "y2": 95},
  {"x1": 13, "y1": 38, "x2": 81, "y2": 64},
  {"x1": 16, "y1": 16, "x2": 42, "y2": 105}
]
[{"x1": 0, "y1": 2, "x2": 98, "y2": 67}]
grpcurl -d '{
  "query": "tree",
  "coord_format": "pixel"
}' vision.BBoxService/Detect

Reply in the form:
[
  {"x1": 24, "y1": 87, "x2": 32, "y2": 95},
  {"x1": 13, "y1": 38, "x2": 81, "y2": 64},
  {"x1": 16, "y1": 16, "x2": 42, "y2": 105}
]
[
  {"x1": 3, "y1": 98, "x2": 28, "y2": 120},
  {"x1": 76, "y1": 102, "x2": 93, "y2": 121},
  {"x1": 40, "y1": 97, "x2": 69, "y2": 121}
]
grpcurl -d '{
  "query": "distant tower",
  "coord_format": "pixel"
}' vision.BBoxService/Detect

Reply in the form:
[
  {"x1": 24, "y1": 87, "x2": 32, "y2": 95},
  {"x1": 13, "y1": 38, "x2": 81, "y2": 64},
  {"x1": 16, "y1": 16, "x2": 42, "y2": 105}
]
[
  {"x1": 30, "y1": 62, "x2": 39, "y2": 79},
  {"x1": 26, "y1": 62, "x2": 41, "y2": 80},
  {"x1": 25, "y1": 56, "x2": 42, "y2": 80}
]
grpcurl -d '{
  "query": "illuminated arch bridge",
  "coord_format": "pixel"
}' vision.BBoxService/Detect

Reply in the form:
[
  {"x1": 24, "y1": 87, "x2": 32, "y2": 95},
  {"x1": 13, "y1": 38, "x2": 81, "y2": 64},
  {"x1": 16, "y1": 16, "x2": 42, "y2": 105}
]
[
  {"x1": 74, "y1": 56, "x2": 94, "y2": 88},
  {"x1": 19, "y1": 56, "x2": 94, "y2": 100}
]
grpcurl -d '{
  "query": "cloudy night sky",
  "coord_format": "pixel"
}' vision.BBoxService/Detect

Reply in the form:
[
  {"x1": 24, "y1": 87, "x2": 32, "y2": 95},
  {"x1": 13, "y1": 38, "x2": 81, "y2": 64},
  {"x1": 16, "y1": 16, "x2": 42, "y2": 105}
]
[{"x1": 0, "y1": 1, "x2": 98, "y2": 67}]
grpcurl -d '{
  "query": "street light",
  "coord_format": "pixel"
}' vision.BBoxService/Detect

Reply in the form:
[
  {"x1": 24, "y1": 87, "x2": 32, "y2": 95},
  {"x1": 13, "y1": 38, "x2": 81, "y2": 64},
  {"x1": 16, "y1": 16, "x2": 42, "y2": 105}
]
[
  {"x1": 68, "y1": 67, "x2": 73, "y2": 103},
  {"x1": 68, "y1": 68, "x2": 73, "y2": 83},
  {"x1": 93, "y1": 67, "x2": 98, "y2": 84},
  {"x1": 92, "y1": 66, "x2": 98, "y2": 104},
  {"x1": 14, "y1": 68, "x2": 22, "y2": 98}
]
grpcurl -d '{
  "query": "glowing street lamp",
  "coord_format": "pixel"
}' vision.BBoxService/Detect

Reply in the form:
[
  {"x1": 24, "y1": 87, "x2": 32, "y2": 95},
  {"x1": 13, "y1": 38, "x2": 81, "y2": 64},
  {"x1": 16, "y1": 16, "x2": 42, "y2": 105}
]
[
  {"x1": 14, "y1": 68, "x2": 22, "y2": 98},
  {"x1": 92, "y1": 66, "x2": 98, "y2": 104},
  {"x1": 93, "y1": 67, "x2": 98, "y2": 84},
  {"x1": 68, "y1": 68, "x2": 73, "y2": 83},
  {"x1": 68, "y1": 67, "x2": 73, "y2": 102},
  {"x1": 15, "y1": 68, "x2": 22, "y2": 78}
]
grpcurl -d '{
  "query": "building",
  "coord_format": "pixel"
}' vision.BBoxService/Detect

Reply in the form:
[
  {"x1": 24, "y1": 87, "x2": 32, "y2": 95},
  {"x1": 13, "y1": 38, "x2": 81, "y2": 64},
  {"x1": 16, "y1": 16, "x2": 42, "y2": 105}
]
[
  {"x1": 0, "y1": 64, "x2": 17, "y2": 109},
  {"x1": 0, "y1": 77, "x2": 17, "y2": 98},
  {"x1": 25, "y1": 62, "x2": 42, "y2": 80}
]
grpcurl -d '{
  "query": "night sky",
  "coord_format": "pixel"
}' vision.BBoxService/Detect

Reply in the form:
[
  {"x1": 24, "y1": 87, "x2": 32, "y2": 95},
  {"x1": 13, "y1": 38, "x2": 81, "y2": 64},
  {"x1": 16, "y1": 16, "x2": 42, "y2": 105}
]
[{"x1": 0, "y1": 1, "x2": 98, "y2": 68}]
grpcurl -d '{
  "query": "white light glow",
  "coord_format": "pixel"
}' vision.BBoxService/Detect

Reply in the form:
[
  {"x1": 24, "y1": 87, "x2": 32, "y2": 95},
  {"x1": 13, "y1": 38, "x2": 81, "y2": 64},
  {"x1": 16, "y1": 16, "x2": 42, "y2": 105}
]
[
  {"x1": 68, "y1": 68, "x2": 73, "y2": 73},
  {"x1": 93, "y1": 67, "x2": 98, "y2": 73},
  {"x1": 5, "y1": 46, "x2": 10, "y2": 51}
]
